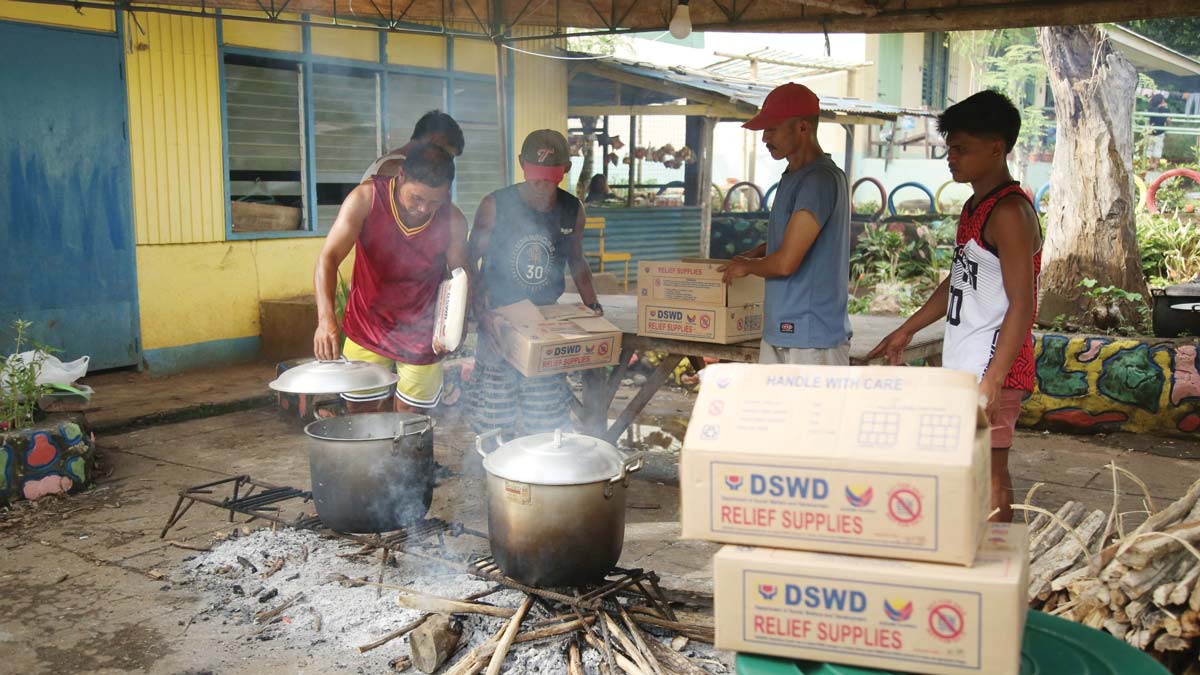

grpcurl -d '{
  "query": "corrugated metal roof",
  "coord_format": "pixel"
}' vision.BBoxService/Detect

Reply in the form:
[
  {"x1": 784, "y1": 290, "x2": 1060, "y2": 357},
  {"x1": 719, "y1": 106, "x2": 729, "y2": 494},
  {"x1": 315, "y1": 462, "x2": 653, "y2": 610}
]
[
  {"x1": 569, "y1": 54, "x2": 936, "y2": 123},
  {"x1": 704, "y1": 48, "x2": 869, "y2": 83}
]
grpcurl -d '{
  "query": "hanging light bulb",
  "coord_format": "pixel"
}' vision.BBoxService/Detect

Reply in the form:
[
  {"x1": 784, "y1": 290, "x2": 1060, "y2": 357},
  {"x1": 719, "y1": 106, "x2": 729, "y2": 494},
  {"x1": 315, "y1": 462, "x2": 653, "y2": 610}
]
[{"x1": 669, "y1": 0, "x2": 691, "y2": 40}]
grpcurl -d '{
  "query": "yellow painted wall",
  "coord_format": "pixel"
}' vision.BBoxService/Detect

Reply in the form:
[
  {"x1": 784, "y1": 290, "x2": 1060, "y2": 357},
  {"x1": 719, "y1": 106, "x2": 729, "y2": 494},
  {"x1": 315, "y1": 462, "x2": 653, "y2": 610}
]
[
  {"x1": 454, "y1": 35, "x2": 496, "y2": 75},
  {"x1": 387, "y1": 31, "x2": 446, "y2": 69},
  {"x1": 136, "y1": 239, "x2": 354, "y2": 350},
  {"x1": 312, "y1": 23, "x2": 379, "y2": 62},
  {"x1": 0, "y1": 0, "x2": 113, "y2": 31},
  {"x1": 220, "y1": 11, "x2": 302, "y2": 52},
  {"x1": 125, "y1": 12, "x2": 225, "y2": 245},
  {"x1": 510, "y1": 36, "x2": 567, "y2": 170}
]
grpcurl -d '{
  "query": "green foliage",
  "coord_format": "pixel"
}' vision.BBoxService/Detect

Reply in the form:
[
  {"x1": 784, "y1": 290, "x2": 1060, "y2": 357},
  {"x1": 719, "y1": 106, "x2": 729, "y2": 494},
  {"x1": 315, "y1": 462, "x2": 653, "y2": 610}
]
[
  {"x1": 1137, "y1": 213, "x2": 1200, "y2": 288},
  {"x1": 1121, "y1": 19, "x2": 1200, "y2": 59},
  {"x1": 1078, "y1": 279, "x2": 1152, "y2": 335},
  {"x1": 0, "y1": 320, "x2": 52, "y2": 432},
  {"x1": 950, "y1": 28, "x2": 1050, "y2": 172},
  {"x1": 566, "y1": 32, "x2": 630, "y2": 56},
  {"x1": 852, "y1": 199, "x2": 881, "y2": 217},
  {"x1": 849, "y1": 220, "x2": 957, "y2": 316}
]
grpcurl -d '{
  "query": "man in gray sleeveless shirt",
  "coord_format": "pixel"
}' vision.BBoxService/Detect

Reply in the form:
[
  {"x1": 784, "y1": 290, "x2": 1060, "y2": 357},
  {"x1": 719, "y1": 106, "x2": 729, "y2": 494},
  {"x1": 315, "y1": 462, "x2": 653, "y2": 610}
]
[
  {"x1": 466, "y1": 130, "x2": 602, "y2": 439},
  {"x1": 719, "y1": 83, "x2": 851, "y2": 365}
]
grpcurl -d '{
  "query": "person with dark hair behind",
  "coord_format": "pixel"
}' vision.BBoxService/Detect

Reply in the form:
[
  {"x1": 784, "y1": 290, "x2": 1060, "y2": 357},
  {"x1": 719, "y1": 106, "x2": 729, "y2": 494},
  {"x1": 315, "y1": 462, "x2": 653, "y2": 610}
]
[
  {"x1": 315, "y1": 142, "x2": 470, "y2": 414},
  {"x1": 361, "y1": 110, "x2": 466, "y2": 182},
  {"x1": 585, "y1": 173, "x2": 618, "y2": 204},
  {"x1": 1146, "y1": 93, "x2": 1169, "y2": 167},
  {"x1": 869, "y1": 89, "x2": 1042, "y2": 523}
]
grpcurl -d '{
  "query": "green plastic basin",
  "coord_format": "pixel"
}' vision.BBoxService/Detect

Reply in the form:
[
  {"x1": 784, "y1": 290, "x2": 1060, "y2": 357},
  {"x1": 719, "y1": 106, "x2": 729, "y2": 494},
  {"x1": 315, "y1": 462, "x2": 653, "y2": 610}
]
[{"x1": 735, "y1": 609, "x2": 1169, "y2": 675}]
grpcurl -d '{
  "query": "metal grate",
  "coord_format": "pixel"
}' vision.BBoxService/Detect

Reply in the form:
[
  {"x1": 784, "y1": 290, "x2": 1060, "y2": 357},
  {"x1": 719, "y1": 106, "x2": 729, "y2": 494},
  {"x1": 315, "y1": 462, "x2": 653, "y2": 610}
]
[
  {"x1": 468, "y1": 556, "x2": 677, "y2": 621},
  {"x1": 158, "y1": 475, "x2": 467, "y2": 553}
]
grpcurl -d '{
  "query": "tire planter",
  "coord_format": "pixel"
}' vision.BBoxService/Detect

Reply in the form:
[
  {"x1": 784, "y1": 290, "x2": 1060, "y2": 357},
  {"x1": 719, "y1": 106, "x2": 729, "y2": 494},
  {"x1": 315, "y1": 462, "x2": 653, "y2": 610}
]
[
  {"x1": 1, "y1": 413, "x2": 96, "y2": 504},
  {"x1": 722, "y1": 181, "x2": 766, "y2": 213},
  {"x1": 1034, "y1": 182, "x2": 1051, "y2": 215},
  {"x1": 886, "y1": 181, "x2": 935, "y2": 216},
  {"x1": 763, "y1": 182, "x2": 779, "y2": 211},
  {"x1": 850, "y1": 177, "x2": 886, "y2": 221},
  {"x1": 1146, "y1": 168, "x2": 1200, "y2": 214}
]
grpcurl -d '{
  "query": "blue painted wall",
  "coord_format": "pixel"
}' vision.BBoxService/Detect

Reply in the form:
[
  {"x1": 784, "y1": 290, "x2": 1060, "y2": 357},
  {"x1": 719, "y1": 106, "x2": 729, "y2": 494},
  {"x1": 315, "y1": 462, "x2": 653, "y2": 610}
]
[{"x1": 0, "y1": 21, "x2": 139, "y2": 369}]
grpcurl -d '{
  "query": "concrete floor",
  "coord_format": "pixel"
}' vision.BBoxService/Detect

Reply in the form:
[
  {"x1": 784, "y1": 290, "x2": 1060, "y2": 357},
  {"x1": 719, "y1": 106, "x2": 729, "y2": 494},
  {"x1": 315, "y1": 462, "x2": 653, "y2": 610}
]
[{"x1": 2, "y1": 361, "x2": 1198, "y2": 674}]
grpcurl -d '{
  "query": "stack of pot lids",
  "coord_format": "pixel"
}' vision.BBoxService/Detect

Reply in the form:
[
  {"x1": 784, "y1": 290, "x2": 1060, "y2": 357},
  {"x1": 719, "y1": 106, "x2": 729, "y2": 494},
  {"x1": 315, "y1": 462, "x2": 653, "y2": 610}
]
[
  {"x1": 268, "y1": 358, "x2": 398, "y2": 394},
  {"x1": 484, "y1": 430, "x2": 627, "y2": 485}
]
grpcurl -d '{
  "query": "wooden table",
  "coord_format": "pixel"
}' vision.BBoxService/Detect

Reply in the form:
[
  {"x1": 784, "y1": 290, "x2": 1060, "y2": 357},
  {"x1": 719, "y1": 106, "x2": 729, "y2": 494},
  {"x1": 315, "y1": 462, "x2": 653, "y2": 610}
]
[{"x1": 564, "y1": 295, "x2": 946, "y2": 443}]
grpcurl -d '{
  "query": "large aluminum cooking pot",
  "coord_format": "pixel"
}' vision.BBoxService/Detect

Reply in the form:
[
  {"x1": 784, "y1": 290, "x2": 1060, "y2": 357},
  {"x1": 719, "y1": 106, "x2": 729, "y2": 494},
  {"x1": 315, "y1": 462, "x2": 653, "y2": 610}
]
[
  {"x1": 304, "y1": 412, "x2": 433, "y2": 533},
  {"x1": 478, "y1": 429, "x2": 643, "y2": 587}
]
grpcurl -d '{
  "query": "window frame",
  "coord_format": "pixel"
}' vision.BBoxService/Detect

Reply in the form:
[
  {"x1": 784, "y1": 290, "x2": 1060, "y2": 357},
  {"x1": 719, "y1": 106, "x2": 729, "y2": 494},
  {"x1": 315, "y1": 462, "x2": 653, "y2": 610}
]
[{"x1": 216, "y1": 17, "x2": 504, "y2": 241}]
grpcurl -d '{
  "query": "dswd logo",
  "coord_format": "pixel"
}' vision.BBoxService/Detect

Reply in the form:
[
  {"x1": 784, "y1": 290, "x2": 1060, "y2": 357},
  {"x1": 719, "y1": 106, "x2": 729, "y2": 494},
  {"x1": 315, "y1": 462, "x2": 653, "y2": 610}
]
[
  {"x1": 884, "y1": 599, "x2": 913, "y2": 622},
  {"x1": 758, "y1": 584, "x2": 779, "y2": 601},
  {"x1": 725, "y1": 474, "x2": 744, "y2": 490},
  {"x1": 845, "y1": 485, "x2": 874, "y2": 507}
]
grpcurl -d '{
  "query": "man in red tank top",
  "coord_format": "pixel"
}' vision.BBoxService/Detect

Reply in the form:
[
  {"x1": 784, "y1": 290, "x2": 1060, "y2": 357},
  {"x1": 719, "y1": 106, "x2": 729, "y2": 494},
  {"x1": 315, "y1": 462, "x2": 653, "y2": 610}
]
[
  {"x1": 313, "y1": 143, "x2": 469, "y2": 414},
  {"x1": 869, "y1": 91, "x2": 1042, "y2": 523}
]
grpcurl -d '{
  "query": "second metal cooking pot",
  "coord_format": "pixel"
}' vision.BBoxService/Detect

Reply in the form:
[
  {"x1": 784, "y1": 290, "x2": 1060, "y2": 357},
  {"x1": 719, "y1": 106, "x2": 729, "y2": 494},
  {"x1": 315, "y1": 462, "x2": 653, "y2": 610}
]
[
  {"x1": 305, "y1": 412, "x2": 434, "y2": 534},
  {"x1": 478, "y1": 429, "x2": 643, "y2": 587}
]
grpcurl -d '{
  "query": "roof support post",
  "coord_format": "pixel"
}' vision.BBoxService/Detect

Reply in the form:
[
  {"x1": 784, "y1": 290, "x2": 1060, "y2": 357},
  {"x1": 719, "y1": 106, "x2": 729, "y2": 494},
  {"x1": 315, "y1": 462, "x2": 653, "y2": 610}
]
[
  {"x1": 698, "y1": 116, "x2": 716, "y2": 258},
  {"x1": 841, "y1": 123, "x2": 855, "y2": 185}
]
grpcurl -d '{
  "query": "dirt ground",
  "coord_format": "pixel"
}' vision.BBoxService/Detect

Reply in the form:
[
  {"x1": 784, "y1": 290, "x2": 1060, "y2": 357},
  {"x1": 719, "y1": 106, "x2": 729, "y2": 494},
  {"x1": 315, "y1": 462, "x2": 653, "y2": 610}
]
[{"x1": 2, "y1": 361, "x2": 1198, "y2": 674}]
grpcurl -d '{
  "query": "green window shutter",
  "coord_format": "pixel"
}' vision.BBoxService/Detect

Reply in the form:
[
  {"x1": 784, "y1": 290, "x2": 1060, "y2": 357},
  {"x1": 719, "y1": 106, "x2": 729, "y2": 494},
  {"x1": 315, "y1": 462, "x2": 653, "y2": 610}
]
[{"x1": 877, "y1": 34, "x2": 904, "y2": 106}]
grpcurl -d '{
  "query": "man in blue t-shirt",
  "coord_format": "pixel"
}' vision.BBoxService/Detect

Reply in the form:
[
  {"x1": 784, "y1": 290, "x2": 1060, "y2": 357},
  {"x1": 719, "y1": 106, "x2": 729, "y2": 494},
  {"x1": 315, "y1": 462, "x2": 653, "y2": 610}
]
[{"x1": 719, "y1": 83, "x2": 852, "y2": 365}]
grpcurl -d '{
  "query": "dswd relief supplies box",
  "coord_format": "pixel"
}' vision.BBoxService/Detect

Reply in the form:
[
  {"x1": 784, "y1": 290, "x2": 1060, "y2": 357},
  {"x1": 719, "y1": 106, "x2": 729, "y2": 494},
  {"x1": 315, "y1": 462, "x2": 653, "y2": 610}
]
[
  {"x1": 713, "y1": 524, "x2": 1029, "y2": 675},
  {"x1": 637, "y1": 302, "x2": 764, "y2": 344},
  {"x1": 492, "y1": 300, "x2": 622, "y2": 377},
  {"x1": 680, "y1": 363, "x2": 991, "y2": 565},
  {"x1": 638, "y1": 259, "x2": 764, "y2": 307}
]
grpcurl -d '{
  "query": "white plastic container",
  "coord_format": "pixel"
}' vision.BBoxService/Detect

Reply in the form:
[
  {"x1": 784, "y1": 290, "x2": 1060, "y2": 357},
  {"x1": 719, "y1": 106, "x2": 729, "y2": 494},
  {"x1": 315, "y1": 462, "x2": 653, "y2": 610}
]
[{"x1": 433, "y1": 267, "x2": 468, "y2": 354}]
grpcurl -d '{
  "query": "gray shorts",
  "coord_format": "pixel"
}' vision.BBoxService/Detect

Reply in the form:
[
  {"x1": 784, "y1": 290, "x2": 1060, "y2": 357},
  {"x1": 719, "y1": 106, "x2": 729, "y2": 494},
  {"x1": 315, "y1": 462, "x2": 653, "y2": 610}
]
[
  {"x1": 466, "y1": 354, "x2": 573, "y2": 437},
  {"x1": 759, "y1": 339, "x2": 851, "y2": 366}
]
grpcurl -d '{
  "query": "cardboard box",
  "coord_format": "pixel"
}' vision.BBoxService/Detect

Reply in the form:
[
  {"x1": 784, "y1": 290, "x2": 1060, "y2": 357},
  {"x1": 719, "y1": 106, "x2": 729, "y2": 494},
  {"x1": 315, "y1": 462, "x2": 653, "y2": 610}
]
[
  {"x1": 638, "y1": 259, "x2": 764, "y2": 307},
  {"x1": 714, "y1": 524, "x2": 1029, "y2": 675},
  {"x1": 492, "y1": 300, "x2": 622, "y2": 377},
  {"x1": 637, "y1": 301, "x2": 763, "y2": 344},
  {"x1": 681, "y1": 363, "x2": 991, "y2": 565}
]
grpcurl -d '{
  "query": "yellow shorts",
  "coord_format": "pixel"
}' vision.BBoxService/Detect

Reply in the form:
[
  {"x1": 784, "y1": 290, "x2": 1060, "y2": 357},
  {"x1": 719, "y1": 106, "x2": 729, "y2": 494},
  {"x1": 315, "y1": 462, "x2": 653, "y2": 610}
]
[{"x1": 341, "y1": 337, "x2": 444, "y2": 408}]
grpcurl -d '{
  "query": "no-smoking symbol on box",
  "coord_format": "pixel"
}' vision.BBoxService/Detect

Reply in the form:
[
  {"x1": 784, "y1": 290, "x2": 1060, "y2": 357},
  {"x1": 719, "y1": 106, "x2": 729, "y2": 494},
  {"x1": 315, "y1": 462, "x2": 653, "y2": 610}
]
[
  {"x1": 887, "y1": 488, "x2": 923, "y2": 524},
  {"x1": 928, "y1": 603, "x2": 965, "y2": 641}
]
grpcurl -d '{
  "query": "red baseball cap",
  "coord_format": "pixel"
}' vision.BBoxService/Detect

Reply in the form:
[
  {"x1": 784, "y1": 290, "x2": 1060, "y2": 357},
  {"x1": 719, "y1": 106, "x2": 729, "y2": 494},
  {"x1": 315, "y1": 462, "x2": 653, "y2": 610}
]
[
  {"x1": 743, "y1": 83, "x2": 821, "y2": 130},
  {"x1": 520, "y1": 129, "x2": 570, "y2": 182}
]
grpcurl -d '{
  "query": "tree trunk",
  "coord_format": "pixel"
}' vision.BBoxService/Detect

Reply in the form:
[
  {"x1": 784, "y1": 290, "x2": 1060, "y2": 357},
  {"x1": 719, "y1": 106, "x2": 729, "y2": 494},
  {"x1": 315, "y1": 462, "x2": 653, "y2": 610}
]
[{"x1": 1035, "y1": 25, "x2": 1147, "y2": 328}]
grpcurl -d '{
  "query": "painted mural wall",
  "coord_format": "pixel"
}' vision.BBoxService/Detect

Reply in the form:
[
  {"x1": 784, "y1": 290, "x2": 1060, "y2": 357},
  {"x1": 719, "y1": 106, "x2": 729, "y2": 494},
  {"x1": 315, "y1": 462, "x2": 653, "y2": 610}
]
[{"x1": 1021, "y1": 334, "x2": 1200, "y2": 438}]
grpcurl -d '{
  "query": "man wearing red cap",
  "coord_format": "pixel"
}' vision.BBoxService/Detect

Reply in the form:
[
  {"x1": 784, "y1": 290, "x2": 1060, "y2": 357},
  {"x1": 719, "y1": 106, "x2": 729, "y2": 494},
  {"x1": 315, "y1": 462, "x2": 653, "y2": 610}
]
[
  {"x1": 720, "y1": 83, "x2": 851, "y2": 365},
  {"x1": 466, "y1": 129, "x2": 602, "y2": 440}
]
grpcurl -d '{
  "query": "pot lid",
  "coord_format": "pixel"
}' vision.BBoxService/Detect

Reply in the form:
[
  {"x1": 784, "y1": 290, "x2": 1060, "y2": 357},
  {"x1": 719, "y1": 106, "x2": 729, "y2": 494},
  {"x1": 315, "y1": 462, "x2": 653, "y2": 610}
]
[
  {"x1": 1164, "y1": 280, "x2": 1200, "y2": 297},
  {"x1": 268, "y1": 358, "x2": 398, "y2": 395},
  {"x1": 482, "y1": 430, "x2": 627, "y2": 485}
]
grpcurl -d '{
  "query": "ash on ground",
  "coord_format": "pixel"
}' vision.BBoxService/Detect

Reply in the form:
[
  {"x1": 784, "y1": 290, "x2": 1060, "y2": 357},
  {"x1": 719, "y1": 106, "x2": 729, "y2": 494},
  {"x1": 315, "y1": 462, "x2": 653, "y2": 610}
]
[{"x1": 177, "y1": 528, "x2": 730, "y2": 674}]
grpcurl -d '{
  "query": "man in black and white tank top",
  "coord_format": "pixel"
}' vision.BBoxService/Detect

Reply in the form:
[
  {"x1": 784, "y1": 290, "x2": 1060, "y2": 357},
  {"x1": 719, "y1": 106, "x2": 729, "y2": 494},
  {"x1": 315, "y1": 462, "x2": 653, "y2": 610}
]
[{"x1": 466, "y1": 130, "x2": 602, "y2": 440}]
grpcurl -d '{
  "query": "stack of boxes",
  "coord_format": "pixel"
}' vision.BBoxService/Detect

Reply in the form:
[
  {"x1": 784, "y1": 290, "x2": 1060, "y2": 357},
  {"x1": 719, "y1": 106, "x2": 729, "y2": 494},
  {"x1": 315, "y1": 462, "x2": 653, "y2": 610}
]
[
  {"x1": 680, "y1": 363, "x2": 1031, "y2": 674},
  {"x1": 636, "y1": 260, "x2": 765, "y2": 345}
]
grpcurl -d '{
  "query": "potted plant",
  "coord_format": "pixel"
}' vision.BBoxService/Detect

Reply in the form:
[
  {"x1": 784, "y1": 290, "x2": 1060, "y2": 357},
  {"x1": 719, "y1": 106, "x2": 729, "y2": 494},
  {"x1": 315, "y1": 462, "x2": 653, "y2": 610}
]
[{"x1": 1, "y1": 320, "x2": 95, "y2": 504}]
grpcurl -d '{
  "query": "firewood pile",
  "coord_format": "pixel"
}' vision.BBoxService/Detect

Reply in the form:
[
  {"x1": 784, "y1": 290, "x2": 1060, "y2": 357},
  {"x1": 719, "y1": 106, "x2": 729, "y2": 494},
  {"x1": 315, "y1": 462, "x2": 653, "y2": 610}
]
[
  {"x1": 342, "y1": 575, "x2": 721, "y2": 674},
  {"x1": 1025, "y1": 469, "x2": 1200, "y2": 673}
]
